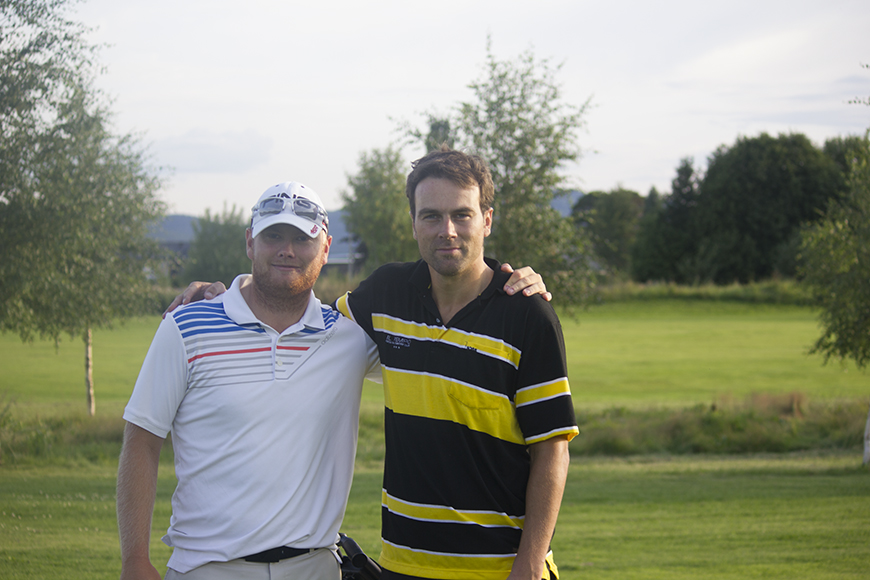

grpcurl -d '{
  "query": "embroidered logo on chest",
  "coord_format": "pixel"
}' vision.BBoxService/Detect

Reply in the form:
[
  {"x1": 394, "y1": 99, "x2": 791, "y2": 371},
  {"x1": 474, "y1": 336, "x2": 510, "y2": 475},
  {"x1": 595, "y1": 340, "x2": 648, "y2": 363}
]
[{"x1": 384, "y1": 335, "x2": 412, "y2": 349}]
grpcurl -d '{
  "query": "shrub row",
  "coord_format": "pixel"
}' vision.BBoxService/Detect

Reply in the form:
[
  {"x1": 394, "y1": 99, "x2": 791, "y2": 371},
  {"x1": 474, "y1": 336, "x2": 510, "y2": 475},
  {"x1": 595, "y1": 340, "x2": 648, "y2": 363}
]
[
  {"x1": 572, "y1": 395, "x2": 867, "y2": 456},
  {"x1": 593, "y1": 279, "x2": 813, "y2": 305},
  {"x1": 3, "y1": 394, "x2": 866, "y2": 465},
  {"x1": 0, "y1": 408, "x2": 128, "y2": 465},
  {"x1": 149, "y1": 276, "x2": 813, "y2": 316}
]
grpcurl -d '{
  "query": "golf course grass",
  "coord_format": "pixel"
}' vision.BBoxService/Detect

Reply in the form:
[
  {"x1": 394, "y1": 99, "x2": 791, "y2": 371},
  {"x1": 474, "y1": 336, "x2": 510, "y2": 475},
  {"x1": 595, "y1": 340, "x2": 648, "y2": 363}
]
[{"x1": 1, "y1": 298, "x2": 867, "y2": 578}]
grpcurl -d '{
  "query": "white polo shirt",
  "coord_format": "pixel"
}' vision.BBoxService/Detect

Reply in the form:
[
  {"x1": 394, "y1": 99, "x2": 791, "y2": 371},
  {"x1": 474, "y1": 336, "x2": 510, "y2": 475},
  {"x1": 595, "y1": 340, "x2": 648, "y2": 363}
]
[{"x1": 124, "y1": 275, "x2": 380, "y2": 573}]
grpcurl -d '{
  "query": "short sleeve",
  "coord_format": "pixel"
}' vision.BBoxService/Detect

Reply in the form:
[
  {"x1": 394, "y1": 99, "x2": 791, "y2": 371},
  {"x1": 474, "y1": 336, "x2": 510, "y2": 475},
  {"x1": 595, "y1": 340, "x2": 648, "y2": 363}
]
[{"x1": 122, "y1": 315, "x2": 190, "y2": 438}]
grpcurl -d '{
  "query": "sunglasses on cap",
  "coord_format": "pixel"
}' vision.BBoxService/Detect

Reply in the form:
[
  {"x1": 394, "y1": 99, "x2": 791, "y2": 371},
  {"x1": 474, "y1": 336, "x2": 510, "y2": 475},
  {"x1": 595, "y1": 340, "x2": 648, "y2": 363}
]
[{"x1": 252, "y1": 195, "x2": 329, "y2": 230}]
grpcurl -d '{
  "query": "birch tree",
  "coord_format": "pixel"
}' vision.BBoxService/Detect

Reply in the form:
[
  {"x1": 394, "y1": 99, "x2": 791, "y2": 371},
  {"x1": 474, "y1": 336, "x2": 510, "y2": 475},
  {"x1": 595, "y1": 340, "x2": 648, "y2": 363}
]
[{"x1": 0, "y1": 0, "x2": 164, "y2": 415}]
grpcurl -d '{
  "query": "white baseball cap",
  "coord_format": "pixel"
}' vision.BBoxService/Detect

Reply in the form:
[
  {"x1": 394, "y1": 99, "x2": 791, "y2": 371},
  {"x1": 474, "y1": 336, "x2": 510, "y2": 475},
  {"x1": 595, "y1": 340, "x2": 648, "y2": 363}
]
[{"x1": 250, "y1": 181, "x2": 329, "y2": 239}]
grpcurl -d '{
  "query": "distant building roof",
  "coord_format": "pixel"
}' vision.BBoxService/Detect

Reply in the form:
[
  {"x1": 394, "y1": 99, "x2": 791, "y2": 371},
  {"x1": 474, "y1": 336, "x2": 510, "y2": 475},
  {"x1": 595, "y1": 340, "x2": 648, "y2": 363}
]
[
  {"x1": 323, "y1": 209, "x2": 360, "y2": 265},
  {"x1": 148, "y1": 214, "x2": 199, "y2": 244},
  {"x1": 551, "y1": 190, "x2": 583, "y2": 217}
]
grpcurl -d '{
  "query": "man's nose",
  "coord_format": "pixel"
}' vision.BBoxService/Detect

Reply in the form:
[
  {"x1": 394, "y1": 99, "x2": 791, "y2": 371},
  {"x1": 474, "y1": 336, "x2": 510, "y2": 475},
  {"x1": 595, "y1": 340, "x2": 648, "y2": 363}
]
[
  {"x1": 440, "y1": 218, "x2": 457, "y2": 238},
  {"x1": 277, "y1": 241, "x2": 296, "y2": 257}
]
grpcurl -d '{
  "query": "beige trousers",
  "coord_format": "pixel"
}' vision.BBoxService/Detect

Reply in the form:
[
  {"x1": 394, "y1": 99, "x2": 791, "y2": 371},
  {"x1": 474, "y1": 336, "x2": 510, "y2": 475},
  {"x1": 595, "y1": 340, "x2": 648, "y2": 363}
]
[{"x1": 164, "y1": 547, "x2": 340, "y2": 580}]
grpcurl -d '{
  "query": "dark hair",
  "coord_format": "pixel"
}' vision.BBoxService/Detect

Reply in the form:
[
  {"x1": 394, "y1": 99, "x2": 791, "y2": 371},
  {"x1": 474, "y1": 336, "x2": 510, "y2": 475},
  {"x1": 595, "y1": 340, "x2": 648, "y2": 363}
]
[{"x1": 405, "y1": 145, "x2": 495, "y2": 217}]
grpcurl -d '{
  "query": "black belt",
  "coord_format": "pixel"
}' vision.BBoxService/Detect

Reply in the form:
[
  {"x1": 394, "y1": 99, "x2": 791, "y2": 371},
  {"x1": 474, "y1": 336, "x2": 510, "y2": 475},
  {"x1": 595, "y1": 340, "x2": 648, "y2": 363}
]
[{"x1": 243, "y1": 546, "x2": 311, "y2": 563}]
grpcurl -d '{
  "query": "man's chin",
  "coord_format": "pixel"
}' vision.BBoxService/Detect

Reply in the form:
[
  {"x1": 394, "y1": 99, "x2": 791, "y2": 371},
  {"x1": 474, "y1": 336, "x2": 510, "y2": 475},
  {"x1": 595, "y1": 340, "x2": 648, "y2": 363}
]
[
  {"x1": 427, "y1": 258, "x2": 464, "y2": 278},
  {"x1": 253, "y1": 271, "x2": 316, "y2": 299}
]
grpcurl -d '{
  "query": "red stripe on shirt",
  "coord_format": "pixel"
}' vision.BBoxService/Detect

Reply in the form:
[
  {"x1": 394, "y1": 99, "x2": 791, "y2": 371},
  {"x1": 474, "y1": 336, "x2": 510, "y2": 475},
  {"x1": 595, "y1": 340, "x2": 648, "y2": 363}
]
[
  {"x1": 188, "y1": 347, "x2": 272, "y2": 363},
  {"x1": 187, "y1": 345, "x2": 310, "y2": 363}
]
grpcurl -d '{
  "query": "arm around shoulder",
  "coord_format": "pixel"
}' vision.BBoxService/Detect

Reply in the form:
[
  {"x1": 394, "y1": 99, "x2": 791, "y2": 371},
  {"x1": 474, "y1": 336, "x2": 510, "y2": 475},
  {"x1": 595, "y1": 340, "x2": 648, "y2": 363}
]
[{"x1": 500, "y1": 263, "x2": 552, "y2": 302}]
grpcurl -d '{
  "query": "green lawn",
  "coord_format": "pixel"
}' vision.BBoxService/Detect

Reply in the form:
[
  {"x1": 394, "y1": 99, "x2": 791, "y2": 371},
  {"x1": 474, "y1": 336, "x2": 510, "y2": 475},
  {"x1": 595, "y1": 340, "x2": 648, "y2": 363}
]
[
  {"x1": 1, "y1": 454, "x2": 867, "y2": 579},
  {"x1": 0, "y1": 317, "x2": 159, "y2": 419},
  {"x1": 562, "y1": 301, "x2": 866, "y2": 408},
  {"x1": 0, "y1": 462, "x2": 173, "y2": 579},
  {"x1": 0, "y1": 301, "x2": 865, "y2": 419},
  {"x1": 553, "y1": 453, "x2": 869, "y2": 579},
  {"x1": 1, "y1": 300, "x2": 868, "y2": 578}
]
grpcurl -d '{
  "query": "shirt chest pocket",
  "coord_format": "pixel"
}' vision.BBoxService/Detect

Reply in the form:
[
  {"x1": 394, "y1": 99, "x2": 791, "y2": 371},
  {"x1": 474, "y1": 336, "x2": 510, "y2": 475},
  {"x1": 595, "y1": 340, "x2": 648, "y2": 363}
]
[{"x1": 447, "y1": 382, "x2": 504, "y2": 411}]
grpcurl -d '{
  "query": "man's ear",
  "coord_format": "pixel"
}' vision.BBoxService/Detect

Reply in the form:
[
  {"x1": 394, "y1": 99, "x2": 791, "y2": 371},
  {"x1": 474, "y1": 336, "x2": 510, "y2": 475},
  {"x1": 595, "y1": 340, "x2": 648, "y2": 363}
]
[
  {"x1": 245, "y1": 229, "x2": 255, "y2": 260},
  {"x1": 321, "y1": 234, "x2": 332, "y2": 265}
]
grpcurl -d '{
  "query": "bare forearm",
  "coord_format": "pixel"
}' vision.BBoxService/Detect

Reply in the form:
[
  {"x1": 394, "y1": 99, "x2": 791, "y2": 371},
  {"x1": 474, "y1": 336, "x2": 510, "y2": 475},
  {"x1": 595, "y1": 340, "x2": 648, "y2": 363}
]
[
  {"x1": 117, "y1": 423, "x2": 164, "y2": 577},
  {"x1": 509, "y1": 437, "x2": 570, "y2": 580}
]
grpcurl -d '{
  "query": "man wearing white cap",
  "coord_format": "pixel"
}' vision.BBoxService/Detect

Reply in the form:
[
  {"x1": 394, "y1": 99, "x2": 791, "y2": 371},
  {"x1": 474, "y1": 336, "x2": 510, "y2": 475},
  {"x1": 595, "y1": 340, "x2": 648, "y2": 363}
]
[
  {"x1": 121, "y1": 181, "x2": 549, "y2": 579},
  {"x1": 117, "y1": 182, "x2": 381, "y2": 580}
]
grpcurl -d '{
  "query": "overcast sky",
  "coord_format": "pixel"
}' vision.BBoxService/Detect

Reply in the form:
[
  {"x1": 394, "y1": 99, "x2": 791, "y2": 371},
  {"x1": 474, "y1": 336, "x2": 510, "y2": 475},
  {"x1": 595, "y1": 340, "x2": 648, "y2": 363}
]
[{"x1": 76, "y1": 0, "x2": 869, "y2": 216}]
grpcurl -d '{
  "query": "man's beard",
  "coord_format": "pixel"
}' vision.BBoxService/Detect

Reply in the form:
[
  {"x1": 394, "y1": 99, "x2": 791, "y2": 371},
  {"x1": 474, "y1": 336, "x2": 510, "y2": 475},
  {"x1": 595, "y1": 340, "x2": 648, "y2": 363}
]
[
  {"x1": 251, "y1": 261, "x2": 322, "y2": 310},
  {"x1": 422, "y1": 241, "x2": 475, "y2": 278}
]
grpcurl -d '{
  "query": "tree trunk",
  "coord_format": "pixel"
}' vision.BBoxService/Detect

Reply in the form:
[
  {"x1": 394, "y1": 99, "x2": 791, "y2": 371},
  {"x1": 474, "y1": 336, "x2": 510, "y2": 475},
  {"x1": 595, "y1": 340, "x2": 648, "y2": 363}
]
[
  {"x1": 84, "y1": 327, "x2": 95, "y2": 416},
  {"x1": 864, "y1": 403, "x2": 870, "y2": 466}
]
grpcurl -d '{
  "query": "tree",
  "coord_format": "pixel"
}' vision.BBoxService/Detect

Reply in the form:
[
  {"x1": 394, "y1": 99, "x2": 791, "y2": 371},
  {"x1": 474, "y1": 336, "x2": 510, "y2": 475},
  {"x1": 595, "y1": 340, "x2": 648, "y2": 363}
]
[
  {"x1": 182, "y1": 205, "x2": 250, "y2": 285},
  {"x1": 799, "y1": 131, "x2": 870, "y2": 368},
  {"x1": 630, "y1": 187, "x2": 669, "y2": 282},
  {"x1": 0, "y1": 0, "x2": 164, "y2": 415},
  {"x1": 823, "y1": 135, "x2": 866, "y2": 178},
  {"x1": 450, "y1": 41, "x2": 595, "y2": 304},
  {"x1": 695, "y1": 133, "x2": 844, "y2": 284},
  {"x1": 399, "y1": 114, "x2": 456, "y2": 154},
  {"x1": 630, "y1": 158, "x2": 703, "y2": 283},
  {"x1": 341, "y1": 147, "x2": 419, "y2": 271},
  {"x1": 573, "y1": 187, "x2": 644, "y2": 276},
  {"x1": 2, "y1": 0, "x2": 95, "y2": 195},
  {"x1": 803, "y1": 62, "x2": 870, "y2": 464},
  {"x1": 800, "y1": 130, "x2": 870, "y2": 465},
  {"x1": 636, "y1": 136, "x2": 845, "y2": 285}
]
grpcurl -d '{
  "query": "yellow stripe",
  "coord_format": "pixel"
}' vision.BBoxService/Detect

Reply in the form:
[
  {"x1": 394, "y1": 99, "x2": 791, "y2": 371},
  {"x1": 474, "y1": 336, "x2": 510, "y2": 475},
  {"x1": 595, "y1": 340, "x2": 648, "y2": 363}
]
[
  {"x1": 379, "y1": 538, "x2": 562, "y2": 580},
  {"x1": 383, "y1": 367, "x2": 525, "y2": 445},
  {"x1": 335, "y1": 292, "x2": 353, "y2": 321},
  {"x1": 515, "y1": 378, "x2": 572, "y2": 407},
  {"x1": 373, "y1": 315, "x2": 521, "y2": 367},
  {"x1": 526, "y1": 426, "x2": 579, "y2": 445},
  {"x1": 382, "y1": 490, "x2": 523, "y2": 528},
  {"x1": 379, "y1": 541, "x2": 515, "y2": 580},
  {"x1": 545, "y1": 551, "x2": 560, "y2": 580}
]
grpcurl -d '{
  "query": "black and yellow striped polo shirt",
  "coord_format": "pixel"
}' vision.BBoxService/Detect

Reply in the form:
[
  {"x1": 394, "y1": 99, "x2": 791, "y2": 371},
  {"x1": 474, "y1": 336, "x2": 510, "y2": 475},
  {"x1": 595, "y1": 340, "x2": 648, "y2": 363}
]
[{"x1": 336, "y1": 259, "x2": 578, "y2": 580}]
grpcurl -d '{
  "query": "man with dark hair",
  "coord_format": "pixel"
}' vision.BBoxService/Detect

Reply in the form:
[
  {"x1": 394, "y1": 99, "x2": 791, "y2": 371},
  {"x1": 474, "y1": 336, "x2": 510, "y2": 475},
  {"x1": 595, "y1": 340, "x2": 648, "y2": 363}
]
[
  {"x1": 404, "y1": 144, "x2": 496, "y2": 217},
  {"x1": 336, "y1": 147, "x2": 577, "y2": 580},
  {"x1": 124, "y1": 178, "x2": 550, "y2": 580}
]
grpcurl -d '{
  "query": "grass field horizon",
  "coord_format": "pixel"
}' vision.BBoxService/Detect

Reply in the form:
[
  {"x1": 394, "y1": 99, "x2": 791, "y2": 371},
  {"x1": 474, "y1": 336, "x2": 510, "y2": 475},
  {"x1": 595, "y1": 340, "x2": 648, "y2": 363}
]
[
  {"x1": 1, "y1": 297, "x2": 868, "y2": 578},
  {"x1": 2, "y1": 452, "x2": 867, "y2": 579},
  {"x1": 1, "y1": 300, "x2": 866, "y2": 418},
  {"x1": 563, "y1": 300, "x2": 865, "y2": 408}
]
